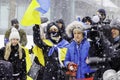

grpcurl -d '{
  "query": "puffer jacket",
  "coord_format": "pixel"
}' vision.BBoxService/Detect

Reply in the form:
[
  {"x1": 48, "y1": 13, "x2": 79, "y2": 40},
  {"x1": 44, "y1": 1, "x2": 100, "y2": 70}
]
[{"x1": 64, "y1": 39, "x2": 94, "y2": 79}]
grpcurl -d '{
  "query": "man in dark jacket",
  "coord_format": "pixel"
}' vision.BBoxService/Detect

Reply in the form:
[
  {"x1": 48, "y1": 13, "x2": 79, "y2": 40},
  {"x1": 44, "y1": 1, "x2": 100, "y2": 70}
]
[
  {"x1": 88, "y1": 9, "x2": 112, "y2": 80},
  {"x1": 92, "y1": 18, "x2": 120, "y2": 80},
  {"x1": 108, "y1": 18, "x2": 120, "y2": 71},
  {"x1": 4, "y1": 18, "x2": 27, "y2": 46}
]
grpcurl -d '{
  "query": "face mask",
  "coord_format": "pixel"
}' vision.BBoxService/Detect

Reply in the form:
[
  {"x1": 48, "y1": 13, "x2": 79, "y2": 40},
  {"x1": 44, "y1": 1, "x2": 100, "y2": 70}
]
[
  {"x1": 92, "y1": 15, "x2": 100, "y2": 23},
  {"x1": 50, "y1": 32, "x2": 60, "y2": 37},
  {"x1": 50, "y1": 32, "x2": 61, "y2": 42},
  {"x1": 14, "y1": 24, "x2": 19, "y2": 29},
  {"x1": 51, "y1": 36, "x2": 61, "y2": 42}
]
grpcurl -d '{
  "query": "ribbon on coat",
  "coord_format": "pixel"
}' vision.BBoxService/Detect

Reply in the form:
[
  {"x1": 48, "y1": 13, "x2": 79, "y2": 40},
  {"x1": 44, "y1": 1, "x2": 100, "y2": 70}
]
[
  {"x1": 48, "y1": 39, "x2": 69, "y2": 67},
  {"x1": 48, "y1": 39, "x2": 69, "y2": 56}
]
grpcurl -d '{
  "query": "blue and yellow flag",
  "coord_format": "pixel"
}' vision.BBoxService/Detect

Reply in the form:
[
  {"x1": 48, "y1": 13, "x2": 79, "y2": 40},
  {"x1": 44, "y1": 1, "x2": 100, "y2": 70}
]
[
  {"x1": 37, "y1": 0, "x2": 50, "y2": 14},
  {"x1": 21, "y1": 0, "x2": 50, "y2": 26}
]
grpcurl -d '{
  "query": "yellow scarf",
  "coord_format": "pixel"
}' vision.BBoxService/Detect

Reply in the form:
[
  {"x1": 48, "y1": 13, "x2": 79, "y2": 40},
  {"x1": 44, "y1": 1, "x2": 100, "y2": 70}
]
[
  {"x1": 32, "y1": 39, "x2": 68, "y2": 66},
  {"x1": 22, "y1": 47, "x2": 33, "y2": 80}
]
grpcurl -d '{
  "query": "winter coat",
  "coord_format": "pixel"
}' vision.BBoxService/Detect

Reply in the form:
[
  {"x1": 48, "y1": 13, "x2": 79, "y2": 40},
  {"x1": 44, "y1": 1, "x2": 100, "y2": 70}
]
[
  {"x1": 0, "y1": 45, "x2": 27, "y2": 80},
  {"x1": 108, "y1": 36, "x2": 120, "y2": 71},
  {"x1": 32, "y1": 25, "x2": 69, "y2": 80},
  {"x1": 64, "y1": 39, "x2": 93, "y2": 79},
  {"x1": 4, "y1": 28, "x2": 27, "y2": 46},
  {"x1": 89, "y1": 32, "x2": 111, "y2": 80},
  {"x1": 92, "y1": 34, "x2": 120, "y2": 80}
]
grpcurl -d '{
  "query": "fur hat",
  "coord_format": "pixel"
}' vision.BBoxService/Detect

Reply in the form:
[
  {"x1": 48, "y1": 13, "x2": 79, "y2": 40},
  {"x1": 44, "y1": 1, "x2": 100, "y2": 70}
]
[
  {"x1": 9, "y1": 27, "x2": 20, "y2": 41},
  {"x1": 66, "y1": 21, "x2": 85, "y2": 38},
  {"x1": 110, "y1": 18, "x2": 120, "y2": 31},
  {"x1": 103, "y1": 69, "x2": 117, "y2": 80}
]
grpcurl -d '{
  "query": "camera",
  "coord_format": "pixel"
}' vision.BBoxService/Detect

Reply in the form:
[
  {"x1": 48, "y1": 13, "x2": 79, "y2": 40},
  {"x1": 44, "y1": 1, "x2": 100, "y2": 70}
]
[
  {"x1": 87, "y1": 20, "x2": 111, "y2": 70},
  {"x1": 87, "y1": 23, "x2": 102, "y2": 42}
]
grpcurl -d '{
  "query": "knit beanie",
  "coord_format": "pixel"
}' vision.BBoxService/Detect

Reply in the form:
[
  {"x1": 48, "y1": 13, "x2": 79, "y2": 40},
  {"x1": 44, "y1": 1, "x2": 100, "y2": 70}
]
[{"x1": 9, "y1": 27, "x2": 20, "y2": 41}]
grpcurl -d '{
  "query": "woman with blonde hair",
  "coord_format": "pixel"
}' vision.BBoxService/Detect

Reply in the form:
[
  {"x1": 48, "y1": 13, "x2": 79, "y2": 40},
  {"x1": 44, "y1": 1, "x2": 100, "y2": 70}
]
[{"x1": 0, "y1": 27, "x2": 27, "y2": 80}]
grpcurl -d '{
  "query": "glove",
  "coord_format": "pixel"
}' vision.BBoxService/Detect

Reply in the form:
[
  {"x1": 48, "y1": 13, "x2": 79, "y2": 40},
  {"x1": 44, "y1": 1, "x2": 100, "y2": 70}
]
[
  {"x1": 67, "y1": 62, "x2": 77, "y2": 72},
  {"x1": 66, "y1": 62, "x2": 78, "y2": 77}
]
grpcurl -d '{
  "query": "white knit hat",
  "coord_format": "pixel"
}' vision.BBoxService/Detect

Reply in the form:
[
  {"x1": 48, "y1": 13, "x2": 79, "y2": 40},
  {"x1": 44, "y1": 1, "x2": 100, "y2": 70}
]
[
  {"x1": 103, "y1": 69, "x2": 117, "y2": 80},
  {"x1": 66, "y1": 21, "x2": 85, "y2": 38},
  {"x1": 9, "y1": 27, "x2": 20, "y2": 41}
]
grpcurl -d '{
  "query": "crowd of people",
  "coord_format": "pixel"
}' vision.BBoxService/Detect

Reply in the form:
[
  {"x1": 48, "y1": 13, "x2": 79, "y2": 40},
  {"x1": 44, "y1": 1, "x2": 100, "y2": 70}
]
[{"x1": 0, "y1": 8, "x2": 120, "y2": 80}]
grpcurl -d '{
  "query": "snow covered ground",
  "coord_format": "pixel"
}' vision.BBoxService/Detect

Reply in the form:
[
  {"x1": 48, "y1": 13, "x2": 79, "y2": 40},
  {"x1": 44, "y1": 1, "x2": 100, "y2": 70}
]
[{"x1": 0, "y1": 35, "x2": 34, "y2": 49}]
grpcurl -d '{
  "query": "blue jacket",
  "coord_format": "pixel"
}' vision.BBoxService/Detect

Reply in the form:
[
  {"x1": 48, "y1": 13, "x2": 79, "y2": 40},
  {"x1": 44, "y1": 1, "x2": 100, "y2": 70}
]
[{"x1": 64, "y1": 38, "x2": 93, "y2": 79}]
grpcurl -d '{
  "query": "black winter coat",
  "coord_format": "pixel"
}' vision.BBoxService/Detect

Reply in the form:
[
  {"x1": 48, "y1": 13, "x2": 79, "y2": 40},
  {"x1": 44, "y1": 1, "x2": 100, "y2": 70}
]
[
  {"x1": 92, "y1": 34, "x2": 120, "y2": 80},
  {"x1": 33, "y1": 25, "x2": 67, "y2": 80},
  {"x1": 108, "y1": 37, "x2": 120, "y2": 71},
  {"x1": 0, "y1": 45, "x2": 27, "y2": 80},
  {"x1": 89, "y1": 32, "x2": 111, "y2": 80}
]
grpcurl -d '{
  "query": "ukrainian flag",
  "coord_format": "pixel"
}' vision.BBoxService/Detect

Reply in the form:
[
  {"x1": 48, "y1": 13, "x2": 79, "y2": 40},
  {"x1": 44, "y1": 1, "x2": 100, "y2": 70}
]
[
  {"x1": 37, "y1": 0, "x2": 50, "y2": 14},
  {"x1": 21, "y1": 0, "x2": 50, "y2": 26}
]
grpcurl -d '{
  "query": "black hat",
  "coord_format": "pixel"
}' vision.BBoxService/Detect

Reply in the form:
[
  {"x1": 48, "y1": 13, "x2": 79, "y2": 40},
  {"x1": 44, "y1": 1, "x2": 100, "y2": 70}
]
[
  {"x1": 47, "y1": 22, "x2": 58, "y2": 32},
  {"x1": 41, "y1": 17, "x2": 48, "y2": 23},
  {"x1": 82, "y1": 16, "x2": 92, "y2": 24},
  {"x1": 56, "y1": 19, "x2": 64, "y2": 24},
  {"x1": 11, "y1": 18, "x2": 19, "y2": 26},
  {"x1": 97, "y1": 9, "x2": 106, "y2": 16},
  {"x1": 56, "y1": 19, "x2": 65, "y2": 31},
  {"x1": 46, "y1": 22, "x2": 61, "y2": 39}
]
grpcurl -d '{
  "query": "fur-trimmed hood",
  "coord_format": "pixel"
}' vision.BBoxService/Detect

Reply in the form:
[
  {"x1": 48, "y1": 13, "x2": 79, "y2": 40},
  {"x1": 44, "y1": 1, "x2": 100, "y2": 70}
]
[{"x1": 66, "y1": 21, "x2": 85, "y2": 38}]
